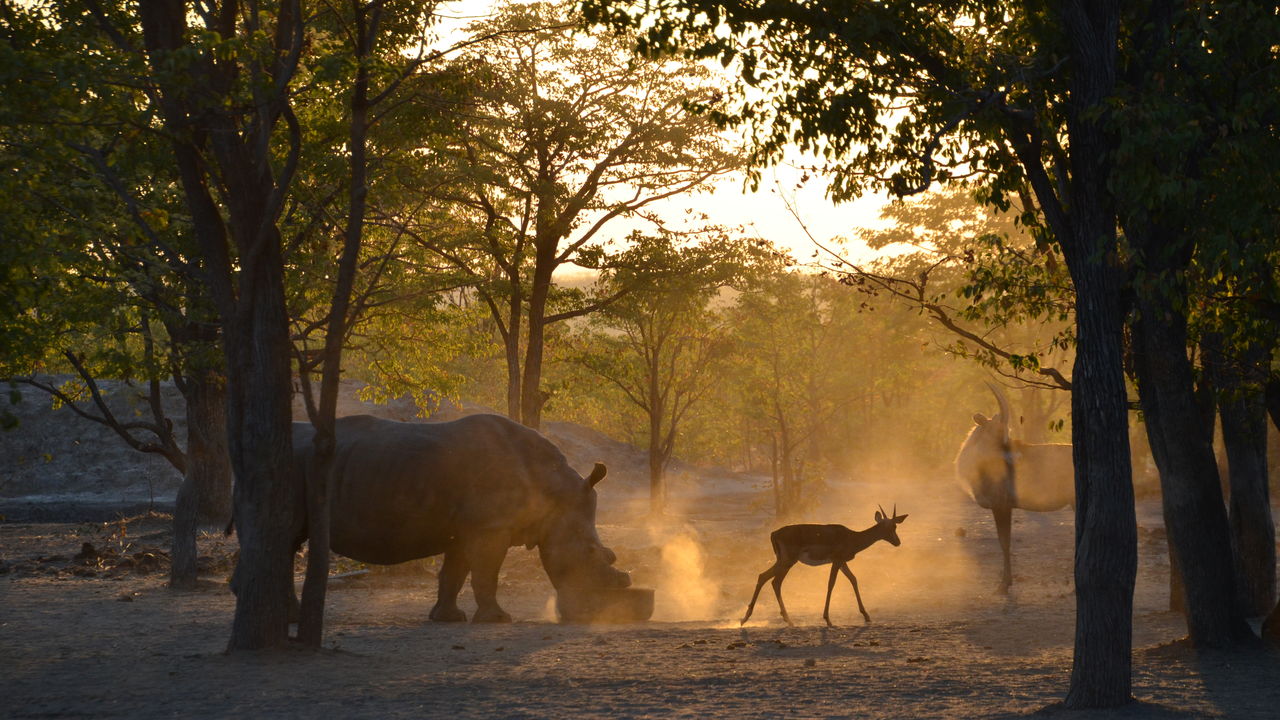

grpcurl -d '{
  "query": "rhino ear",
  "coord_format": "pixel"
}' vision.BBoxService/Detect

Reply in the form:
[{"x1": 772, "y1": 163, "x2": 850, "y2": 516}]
[{"x1": 586, "y1": 462, "x2": 607, "y2": 487}]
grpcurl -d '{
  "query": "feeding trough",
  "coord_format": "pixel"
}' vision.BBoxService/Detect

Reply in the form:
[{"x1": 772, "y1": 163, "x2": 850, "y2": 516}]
[{"x1": 556, "y1": 586, "x2": 655, "y2": 623}]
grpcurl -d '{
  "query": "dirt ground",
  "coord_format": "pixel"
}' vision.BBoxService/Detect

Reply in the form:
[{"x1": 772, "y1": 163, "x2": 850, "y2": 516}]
[{"x1": 2, "y1": 477, "x2": 1278, "y2": 720}]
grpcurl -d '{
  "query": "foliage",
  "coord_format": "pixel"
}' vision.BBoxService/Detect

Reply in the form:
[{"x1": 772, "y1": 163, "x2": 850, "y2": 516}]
[{"x1": 390, "y1": 0, "x2": 742, "y2": 425}]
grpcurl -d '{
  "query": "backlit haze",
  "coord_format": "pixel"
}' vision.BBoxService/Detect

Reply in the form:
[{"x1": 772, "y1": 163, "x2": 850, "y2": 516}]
[{"x1": 432, "y1": 0, "x2": 895, "y2": 276}]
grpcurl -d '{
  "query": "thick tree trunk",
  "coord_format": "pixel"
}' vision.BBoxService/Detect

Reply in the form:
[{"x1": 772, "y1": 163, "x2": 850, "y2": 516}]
[
  {"x1": 1131, "y1": 301, "x2": 1252, "y2": 645},
  {"x1": 170, "y1": 371, "x2": 232, "y2": 589},
  {"x1": 1265, "y1": 600, "x2": 1280, "y2": 646},
  {"x1": 1054, "y1": 2, "x2": 1138, "y2": 707},
  {"x1": 224, "y1": 248, "x2": 302, "y2": 651},
  {"x1": 1063, "y1": 262, "x2": 1137, "y2": 708},
  {"x1": 1266, "y1": 375, "x2": 1280, "y2": 643},
  {"x1": 1206, "y1": 336, "x2": 1276, "y2": 618},
  {"x1": 139, "y1": 0, "x2": 303, "y2": 651}
]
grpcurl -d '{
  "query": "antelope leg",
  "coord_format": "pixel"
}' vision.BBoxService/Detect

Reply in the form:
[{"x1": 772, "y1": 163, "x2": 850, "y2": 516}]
[
  {"x1": 993, "y1": 505, "x2": 1013, "y2": 594},
  {"x1": 839, "y1": 562, "x2": 871, "y2": 623},
  {"x1": 742, "y1": 563, "x2": 779, "y2": 625},
  {"x1": 771, "y1": 562, "x2": 796, "y2": 626},
  {"x1": 822, "y1": 563, "x2": 840, "y2": 627}
]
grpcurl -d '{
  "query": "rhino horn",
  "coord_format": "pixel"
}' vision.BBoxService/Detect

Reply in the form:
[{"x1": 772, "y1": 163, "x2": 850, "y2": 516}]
[{"x1": 586, "y1": 462, "x2": 607, "y2": 487}]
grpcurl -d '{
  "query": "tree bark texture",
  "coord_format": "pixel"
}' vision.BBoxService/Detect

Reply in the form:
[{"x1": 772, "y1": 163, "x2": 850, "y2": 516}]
[
  {"x1": 1265, "y1": 600, "x2": 1280, "y2": 646},
  {"x1": 169, "y1": 371, "x2": 232, "y2": 589},
  {"x1": 1064, "y1": 260, "x2": 1137, "y2": 708},
  {"x1": 298, "y1": 6, "x2": 380, "y2": 645},
  {"x1": 520, "y1": 242, "x2": 556, "y2": 429},
  {"x1": 1131, "y1": 304, "x2": 1253, "y2": 644},
  {"x1": 1204, "y1": 335, "x2": 1276, "y2": 618},
  {"x1": 223, "y1": 250, "x2": 301, "y2": 651},
  {"x1": 138, "y1": 0, "x2": 304, "y2": 650},
  {"x1": 1056, "y1": 1, "x2": 1138, "y2": 708}
]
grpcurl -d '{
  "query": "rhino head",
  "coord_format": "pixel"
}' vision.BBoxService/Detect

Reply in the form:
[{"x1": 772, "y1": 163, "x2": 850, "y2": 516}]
[{"x1": 538, "y1": 462, "x2": 631, "y2": 592}]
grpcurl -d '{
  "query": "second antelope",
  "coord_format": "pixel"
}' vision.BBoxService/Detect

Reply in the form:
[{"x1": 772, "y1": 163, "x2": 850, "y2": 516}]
[
  {"x1": 741, "y1": 506, "x2": 908, "y2": 627},
  {"x1": 955, "y1": 383, "x2": 1074, "y2": 593}
]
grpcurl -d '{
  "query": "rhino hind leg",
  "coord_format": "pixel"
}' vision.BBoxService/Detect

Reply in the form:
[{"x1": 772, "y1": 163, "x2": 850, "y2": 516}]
[
  {"x1": 429, "y1": 549, "x2": 470, "y2": 623},
  {"x1": 464, "y1": 532, "x2": 513, "y2": 624}
]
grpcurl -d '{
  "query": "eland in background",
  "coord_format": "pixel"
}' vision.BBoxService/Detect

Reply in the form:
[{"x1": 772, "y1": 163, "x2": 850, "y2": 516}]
[{"x1": 956, "y1": 383, "x2": 1074, "y2": 593}]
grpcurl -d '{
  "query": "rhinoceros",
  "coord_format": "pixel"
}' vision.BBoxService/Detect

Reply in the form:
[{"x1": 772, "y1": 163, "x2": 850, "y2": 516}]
[{"x1": 288, "y1": 413, "x2": 631, "y2": 623}]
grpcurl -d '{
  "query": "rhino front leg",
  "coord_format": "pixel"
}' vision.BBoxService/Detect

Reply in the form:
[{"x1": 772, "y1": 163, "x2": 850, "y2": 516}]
[
  {"x1": 464, "y1": 531, "x2": 512, "y2": 623},
  {"x1": 429, "y1": 549, "x2": 469, "y2": 623}
]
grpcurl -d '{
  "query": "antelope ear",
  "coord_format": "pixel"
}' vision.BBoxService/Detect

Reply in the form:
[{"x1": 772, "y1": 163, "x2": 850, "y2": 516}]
[
  {"x1": 894, "y1": 514, "x2": 908, "y2": 524},
  {"x1": 586, "y1": 462, "x2": 607, "y2": 487},
  {"x1": 973, "y1": 413, "x2": 989, "y2": 425},
  {"x1": 875, "y1": 510, "x2": 884, "y2": 522}
]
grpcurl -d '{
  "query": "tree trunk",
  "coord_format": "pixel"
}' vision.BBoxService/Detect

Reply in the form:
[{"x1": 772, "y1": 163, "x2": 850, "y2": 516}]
[
  {"x1": 224, "y1": 244, "x2": 302, "y2": 651},
  {"x1": 1266, "y1": 378, "x2": 1280, "y2": 431},
  {"x1": 1206, "y1": 335, "x2": 1276, "y2": 618},
  {"x1": 297, "y1": 10, "x2": 382, "y2": 644},
  {"x1": 170, "y1": 370, "x2": 232, "y2": 589},
  {"x1": 1265, "y1": 600, "x2": 1280, "y2": 646},
  {"x1": 520, "y1": 226, "x2": 560, "y2": 429},
  {"x1": 138, "y1": 0, "x2": 303, "y2": 651},
  {"x1": 1063, "y1": 259, "x2": 1137, "y2": 708},
  {"x1": 1130, "y1": 301, "x2": 1252, "y2": 645},
  {"x1": 504, "y1": 291, "x2": 523, "y2": 421},
  {"x1": 1054, "y1": 2, "x2": 1138, "y2": 707},
  {"x1": 769, "y1": 434, "x2": 782, "y2": 518},
  {"x1": 648, "y1": 371, "x2": 665, "y2": 516},
  {"x1": 505, "y1": 338, "x2": 522, "y2": 420}
]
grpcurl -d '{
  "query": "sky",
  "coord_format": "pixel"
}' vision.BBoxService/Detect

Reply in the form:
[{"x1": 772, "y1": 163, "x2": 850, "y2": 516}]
[{"x1": 432, "y1": 1, "x2": 896, "y2": 267}]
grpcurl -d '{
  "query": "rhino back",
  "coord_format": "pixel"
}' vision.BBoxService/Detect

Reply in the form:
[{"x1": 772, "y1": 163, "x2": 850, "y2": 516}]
[{"x1": 319, "y1": 414, "x2": 576, "y2": 564}]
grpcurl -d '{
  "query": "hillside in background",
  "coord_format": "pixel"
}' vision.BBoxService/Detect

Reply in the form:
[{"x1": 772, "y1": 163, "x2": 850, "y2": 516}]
[{"x1": 0, "y1": 377, "x2": 734, "y2": 521}]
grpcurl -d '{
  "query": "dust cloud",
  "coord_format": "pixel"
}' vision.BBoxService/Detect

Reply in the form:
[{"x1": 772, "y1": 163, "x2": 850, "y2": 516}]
[
  {"x1": 621, "y1": 466, "x2": 1050, "y2": 628},
  {"x1": 644, "y1": 512, "x2": 720, "y2": 622}
]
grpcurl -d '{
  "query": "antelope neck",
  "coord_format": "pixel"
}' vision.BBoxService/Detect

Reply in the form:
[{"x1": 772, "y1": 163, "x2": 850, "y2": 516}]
[{"x1": 843, "y1": 524, "x2": 888, "y2": 557}]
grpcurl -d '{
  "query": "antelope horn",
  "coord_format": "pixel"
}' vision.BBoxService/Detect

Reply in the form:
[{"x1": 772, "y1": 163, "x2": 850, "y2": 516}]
[
  {"x1": 984, "y1": 380, "x2": 1018, "y2": 506},
  {"x1": 878, "y1": 503, "x2": 887, "y2": 518},
  {"x1": 985, "y1": 381, "x2": 1013, "y2": 445},
  {"x1": 892, "y1": 503, "x2": 897, "y2": 519}
]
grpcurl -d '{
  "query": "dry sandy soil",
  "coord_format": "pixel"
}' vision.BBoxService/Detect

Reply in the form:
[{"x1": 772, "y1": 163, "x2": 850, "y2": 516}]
[
  {"x1": 3, "y1": 485, "x2": 1279, "y2": 719},
  {"x1": 2, "y1": 383, "x2": 1278, "y2": 718}
]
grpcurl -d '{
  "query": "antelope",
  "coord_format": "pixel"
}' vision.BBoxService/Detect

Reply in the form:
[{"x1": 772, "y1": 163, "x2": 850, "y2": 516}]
[
  {"x1": 955, "y1": 382, "x2": 1074, "y2": 593},
  {"x1": 740, "y1": 506, "x2": 908, "y2": 627}
]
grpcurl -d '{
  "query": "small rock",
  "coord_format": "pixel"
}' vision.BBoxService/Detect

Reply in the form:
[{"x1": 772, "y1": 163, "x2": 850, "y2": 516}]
[
  {"x1": 804, "y1": 658, "x2": 816, "y2": 667},
  {"x1": 451, "y1": 645, "x2": 465, "y2": 650},
  {"x1": 954, "y1": 527, "x2": 967, "y2": 538},
  {"x1": 117, "y1": 594, "x2": 134, "y2": 602}
]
